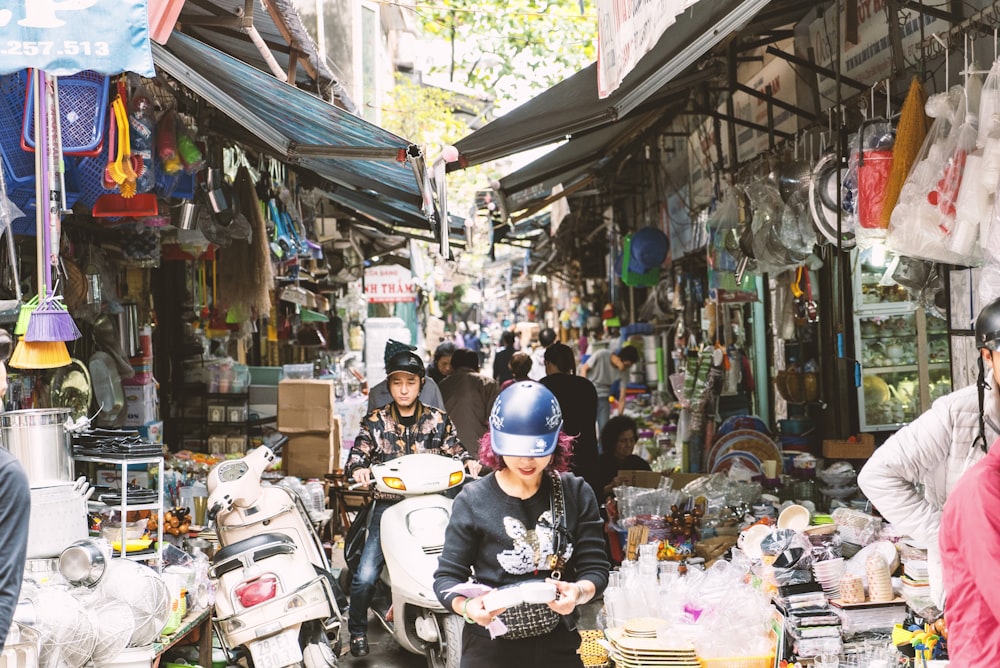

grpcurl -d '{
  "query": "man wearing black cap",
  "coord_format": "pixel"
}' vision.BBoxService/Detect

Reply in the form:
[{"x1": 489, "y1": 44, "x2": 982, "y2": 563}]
[
  {"x1": 346, "y1": 350, "x2": 480, "y2": 656},
  {"x1": 367, "y1": 339, "x2": 444, "y2": 412}
]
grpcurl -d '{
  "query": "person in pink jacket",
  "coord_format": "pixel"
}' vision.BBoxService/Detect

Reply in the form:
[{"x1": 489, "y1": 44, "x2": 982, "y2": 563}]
[{"x1": 940, "y1": 436, "x2": 1000, "y2": 664}]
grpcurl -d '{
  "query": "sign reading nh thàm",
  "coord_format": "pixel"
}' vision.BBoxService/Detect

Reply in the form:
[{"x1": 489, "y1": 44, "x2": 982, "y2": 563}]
[
  {"x1": 364, "y1": 264, "x2": 416, "y2": 303},
  {"x1": 0, "y1": 0, "x2": 154, "y2": 76}
]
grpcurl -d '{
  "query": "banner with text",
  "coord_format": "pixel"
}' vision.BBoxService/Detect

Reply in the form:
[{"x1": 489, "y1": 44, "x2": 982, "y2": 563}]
[
  {"x1": 0, "y1": 0, "x2": 154, "y2": 76},
  {"x1": 365, "y1": 264, "x2": 416, "y2": 303},
  {"x1": 806, "y1": 0, "x2": 945, "y2": 110},
  {"x1": 597, "y1": 0, "x2": 689, "y2": 98}
]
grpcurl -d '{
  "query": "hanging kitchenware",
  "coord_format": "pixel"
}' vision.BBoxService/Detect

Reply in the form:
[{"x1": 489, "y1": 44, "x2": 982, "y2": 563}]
[
  {"x1": 50, "y1": 359, "x2": 93, "y2": 422},
  {"x1": 809, "y1": 150, "x2": 856, "y2": 248}
]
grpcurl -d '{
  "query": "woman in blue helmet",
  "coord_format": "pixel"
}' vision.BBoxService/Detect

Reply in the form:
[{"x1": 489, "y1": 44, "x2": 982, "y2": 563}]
[{"x1": 433, "y1": 381, "x2": 609, "y2": 667}]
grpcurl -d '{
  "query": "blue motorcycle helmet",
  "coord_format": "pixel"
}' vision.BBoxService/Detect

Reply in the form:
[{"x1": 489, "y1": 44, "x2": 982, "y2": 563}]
[{"x1": 488, "y1": 381, "x2": 563, "y2": 457}]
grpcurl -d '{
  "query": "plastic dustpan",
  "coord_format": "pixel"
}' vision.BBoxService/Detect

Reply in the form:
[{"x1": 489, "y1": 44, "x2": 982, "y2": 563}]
[
  {"x1": 301, "y1": 308, "x2": 329, "y2": 323},
  {"x1": 92, "y1": 193, "x2": 158, "y2": 217}
]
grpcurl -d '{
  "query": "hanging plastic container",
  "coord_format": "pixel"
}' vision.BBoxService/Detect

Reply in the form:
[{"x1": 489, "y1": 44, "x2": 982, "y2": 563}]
[{"x1": 856, "y1": 118, "x2": 895, "y2": 229}]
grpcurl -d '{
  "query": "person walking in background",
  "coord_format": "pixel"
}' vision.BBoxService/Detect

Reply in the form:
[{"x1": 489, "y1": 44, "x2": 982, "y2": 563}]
[
  {"x1": 345, "y1": 350, "x2": 480, "y2": 657},
  {"x1": 492, "y1": 330, "x2": 517, "y2": 384},
  {"x1": 427, "y1": 341, "x2": 457, "y2": 385},
  {"x1": 368, "y1": 339, "x2": 445, "y2": 412},
  {"x1": 0, "y1": 329, "x2": 30, "y2": 651},
  {"x1": 501, "y1": 352, "x2": 533, "y2": 390},
  {"x1": 541, "y1": 343, "x2": 601, "y2": 496},
  {"x1": 528, "y1": 327, "x2": 557, "y2": 381},
  {"x1": 440, "y1": 349, "x2": 501, "y2": 457},
  {"x1": 433, "y1": 382, "x2": 609, "y2": 667},
  {"x1": 580, "y1": 345, "x2": 640, "y2": 431}
]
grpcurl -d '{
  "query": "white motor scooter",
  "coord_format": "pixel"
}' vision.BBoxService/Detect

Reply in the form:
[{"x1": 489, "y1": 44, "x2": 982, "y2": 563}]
[
  {"x1": 354, "y1": 453, "x2": 467, "y2": 668},
  {"x1": 207, "y1": 437, "x2": 343, "y2": 668}
]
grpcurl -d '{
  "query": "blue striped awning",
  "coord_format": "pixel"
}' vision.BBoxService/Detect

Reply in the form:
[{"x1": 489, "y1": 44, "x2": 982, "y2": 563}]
[{"x1": 153, "y1": 33, "x2": 434, "y2": 232}]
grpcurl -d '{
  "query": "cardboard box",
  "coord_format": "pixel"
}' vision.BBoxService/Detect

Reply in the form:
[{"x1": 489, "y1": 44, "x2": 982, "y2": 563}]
[
  {"x1": 822, "y1": 434, "x2": 875, "y2": 459},
  {"x1": 285, "y1": 420, "x2": 341, "y2": 478},
  {"x1": 617, "y1": 470, "x2": 666, "y2": 488},
  {"x1": 278, "y1": 379, "x2": 336, "y2": 433},
  {"x1": 124, "y1": 384, "x2": 158, "y2": 427}
]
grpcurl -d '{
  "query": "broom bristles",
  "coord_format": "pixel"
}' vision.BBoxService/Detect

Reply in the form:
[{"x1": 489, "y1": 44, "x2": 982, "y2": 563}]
[
  {"x1": 14, "y1": 295, "x2": 39, "y2": 336},
  {"x1": 9, "y1": 339, "x2": 70, "y2": 369},
  {"x1": 25, "y1": 296, "x2": 81, "y2": 342}
]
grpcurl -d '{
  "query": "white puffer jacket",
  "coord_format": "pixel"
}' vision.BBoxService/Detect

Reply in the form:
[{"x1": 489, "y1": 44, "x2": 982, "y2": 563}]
[{"x1": 857, "y1": 382, "x2": 1000, "y2": 608}]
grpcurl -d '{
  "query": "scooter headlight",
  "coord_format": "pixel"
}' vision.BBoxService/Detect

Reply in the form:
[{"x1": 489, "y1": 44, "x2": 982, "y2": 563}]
[
  {"x1": 405, "y1": 507, "x2": 450, "y2": 535},
  {"x1": 381, "y1": 476, "x2": 406, "y2": 491}
]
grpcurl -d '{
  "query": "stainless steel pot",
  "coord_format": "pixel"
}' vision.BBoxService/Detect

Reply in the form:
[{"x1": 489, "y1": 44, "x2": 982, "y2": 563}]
[
  {"x1": 58, "y1": 539, "x2": 107, "y2": 587},
  {"x1": 0, "y1": 408, "x2": 73, "y2": 486}
]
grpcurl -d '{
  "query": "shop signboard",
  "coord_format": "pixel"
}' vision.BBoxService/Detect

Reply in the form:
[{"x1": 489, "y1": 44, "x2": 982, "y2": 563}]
[
  {"x1": 0, "y1": 0, "x2": 154, "y2": 76},
  {"x1": 364, "y1": 264, "x2": 416, "y2": 303},
  {"x1": 596, "y1": 0, "x2": 689, "y2": 97},
  {"x1": 806, "y1": 1, "x2": 945, "y2": 110}
]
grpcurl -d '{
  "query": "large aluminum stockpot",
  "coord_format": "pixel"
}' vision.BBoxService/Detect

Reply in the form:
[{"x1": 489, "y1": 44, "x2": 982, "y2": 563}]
[{"x1": 0, "y1": 408, "x2": 73, "y2": 486}]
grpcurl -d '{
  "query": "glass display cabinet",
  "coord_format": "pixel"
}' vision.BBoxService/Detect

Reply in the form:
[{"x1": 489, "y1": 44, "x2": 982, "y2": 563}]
[{"x1": 852, "y1": 248, "x2": 952, "y2": 432}]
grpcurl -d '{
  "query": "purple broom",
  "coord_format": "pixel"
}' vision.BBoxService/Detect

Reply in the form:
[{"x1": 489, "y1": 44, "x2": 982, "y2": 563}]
[{"x1": 26, "y1": 70, "x2": 80, "y2": 343}]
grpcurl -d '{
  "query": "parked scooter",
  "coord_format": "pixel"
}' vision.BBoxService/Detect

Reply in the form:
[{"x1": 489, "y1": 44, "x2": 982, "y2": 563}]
[
  {"x1": 349, "y1": 453, "x2": 467, "y2": 668},
  {"x1": 207, "y1": 435, "x2": 342, "y2": 668}
]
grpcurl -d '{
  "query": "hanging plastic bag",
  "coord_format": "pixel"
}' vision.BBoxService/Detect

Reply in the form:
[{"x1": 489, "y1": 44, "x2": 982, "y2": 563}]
[
  {"x1": 881, "y1": 77, "x2": 930, "y2": 228},
  {"x1": 886, "y1": 86, "x2": 979, "y2": 264}
]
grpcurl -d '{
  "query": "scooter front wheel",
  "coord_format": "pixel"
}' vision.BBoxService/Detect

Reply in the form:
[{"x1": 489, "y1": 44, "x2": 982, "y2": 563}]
[{"x1": 424, "y1": 613, "x2": 462, "y2": 668}]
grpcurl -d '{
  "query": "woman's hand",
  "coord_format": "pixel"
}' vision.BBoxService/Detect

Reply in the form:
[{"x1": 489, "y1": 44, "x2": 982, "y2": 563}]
[
  {"x1": 352, "y1": 468, "x2": 372, "y2": 486},
  {"x1": 547, "y1": 579, "x2": 594, "y2": 615},
  {"x1": 465, "y1": 460, "x2": 482, "y2": 478},
  {"x1": 455, "y1": 596, "x2": 505, "y2": 626}
]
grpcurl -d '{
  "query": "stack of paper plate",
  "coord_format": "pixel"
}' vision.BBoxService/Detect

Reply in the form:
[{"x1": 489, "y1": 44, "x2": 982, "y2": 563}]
[{"x1": 605, "y1": 623, "x2": 699, "y2": 668}]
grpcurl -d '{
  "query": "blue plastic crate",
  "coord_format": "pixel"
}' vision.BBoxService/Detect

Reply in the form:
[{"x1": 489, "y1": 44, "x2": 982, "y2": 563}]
[
  {"x1": 0, "y1": 70, "x2": 34, "y2": 188},
  {"x1": 22, "y1": 71, "x2": 110, "y2": 156},
  {"x1": 75, "y1": 154, "x2": 118, "y2": 211}
]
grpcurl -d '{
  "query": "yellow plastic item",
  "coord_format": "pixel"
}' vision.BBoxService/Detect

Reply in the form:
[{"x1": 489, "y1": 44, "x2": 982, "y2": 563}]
[{"x1": 112, "y1": 538, "x2": 153, "y2": 552}]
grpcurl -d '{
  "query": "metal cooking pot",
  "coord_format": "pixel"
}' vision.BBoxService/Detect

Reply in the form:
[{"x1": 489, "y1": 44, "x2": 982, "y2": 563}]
[
  {"x1": 58, "y1": 538, "x2": 108, "y2": 587},
  {"x1": 0, "y1": 408, "x2": 73, "y2": 486}
]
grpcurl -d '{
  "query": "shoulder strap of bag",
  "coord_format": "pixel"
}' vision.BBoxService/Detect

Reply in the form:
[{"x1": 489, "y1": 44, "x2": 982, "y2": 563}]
[{"x1": 548, "y1": 471, "x2": 569, "y2": 579}]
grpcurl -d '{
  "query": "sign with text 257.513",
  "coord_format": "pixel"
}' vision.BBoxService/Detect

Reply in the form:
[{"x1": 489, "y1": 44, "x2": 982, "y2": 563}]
[{"x1": 0, "y1": 0, "x2": 154, "y2": 76}]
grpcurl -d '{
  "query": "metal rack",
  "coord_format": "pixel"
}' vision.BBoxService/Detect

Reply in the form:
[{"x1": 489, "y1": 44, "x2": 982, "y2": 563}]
[{"x1": 75, "y1": 454, "x2": 164, "y2": 569}]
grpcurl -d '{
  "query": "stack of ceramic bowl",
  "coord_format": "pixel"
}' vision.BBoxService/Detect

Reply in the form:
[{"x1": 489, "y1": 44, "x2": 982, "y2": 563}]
[
  {"x1": 812, "y1": 557, "x2": 845, "y2": 599},
  {"x1": 839, "y1": 572, "x2": 865, "y2": 604},
  {"x1": 866, "y1": 554, "x2": 894, "y2": 601}
]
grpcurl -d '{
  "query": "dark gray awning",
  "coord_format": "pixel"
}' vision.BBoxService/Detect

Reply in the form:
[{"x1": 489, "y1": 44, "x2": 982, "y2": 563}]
[{"x1": 450, "y1": 0, "x2": 771, "y2": 170}]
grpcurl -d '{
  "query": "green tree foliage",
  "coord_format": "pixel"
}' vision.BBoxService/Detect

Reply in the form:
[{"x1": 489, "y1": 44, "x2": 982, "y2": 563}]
[{"x1": 417, "y1": 0, "x2": 597, "y2": 105}]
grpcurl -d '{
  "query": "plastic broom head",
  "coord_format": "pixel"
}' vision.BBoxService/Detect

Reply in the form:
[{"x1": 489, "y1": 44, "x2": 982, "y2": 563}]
[
  {"x1": 9, "y1": 338, "x2": 71, "y2": 369},
  {"x1": 14, "y1": 295, "x2": 39, "y2": 336},
  {"x1": 25, "y1": 295, "x2": 81, "y2": 342}
]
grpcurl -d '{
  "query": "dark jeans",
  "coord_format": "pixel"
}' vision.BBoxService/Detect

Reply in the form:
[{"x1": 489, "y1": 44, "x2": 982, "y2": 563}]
[
  {"x1": 348, "y1": 500, "x2": 391, "y2": 636},
  {"x1": 460, "y1": 624, "x2": 583, "y2": 668}
]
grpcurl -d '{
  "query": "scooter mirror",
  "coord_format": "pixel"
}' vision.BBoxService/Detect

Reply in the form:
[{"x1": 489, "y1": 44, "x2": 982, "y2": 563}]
[{"x1": 264, "y1": 432, "x2": 288, "y2": 455}]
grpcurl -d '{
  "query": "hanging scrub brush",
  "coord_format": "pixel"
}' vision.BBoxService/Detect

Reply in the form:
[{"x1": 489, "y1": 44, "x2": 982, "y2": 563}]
[{"x1": 24, "y1": 71, "x2": 81, "y2": 358}]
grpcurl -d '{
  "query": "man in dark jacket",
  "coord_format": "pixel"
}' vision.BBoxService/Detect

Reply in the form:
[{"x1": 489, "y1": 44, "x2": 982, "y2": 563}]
[
  {"x1": 0, "y1": 329, "x2": 29, "y2": 651},
  {"x1": 541, "y1": 343, "x2": 601, "y2": 496},
  {"x1": 492, "y1": 330, "x2": 517, "y2": 384}
]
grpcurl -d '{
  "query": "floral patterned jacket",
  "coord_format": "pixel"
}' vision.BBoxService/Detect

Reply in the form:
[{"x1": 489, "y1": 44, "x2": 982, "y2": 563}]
[{"x1": 345, "y1": 402, "x2": 470, "y2": 499}]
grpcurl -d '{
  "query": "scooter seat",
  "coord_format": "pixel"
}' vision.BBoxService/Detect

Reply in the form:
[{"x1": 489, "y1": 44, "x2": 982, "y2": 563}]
[{"x1": 212, "y1": 532, "x2": 297, "y2": 577}]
